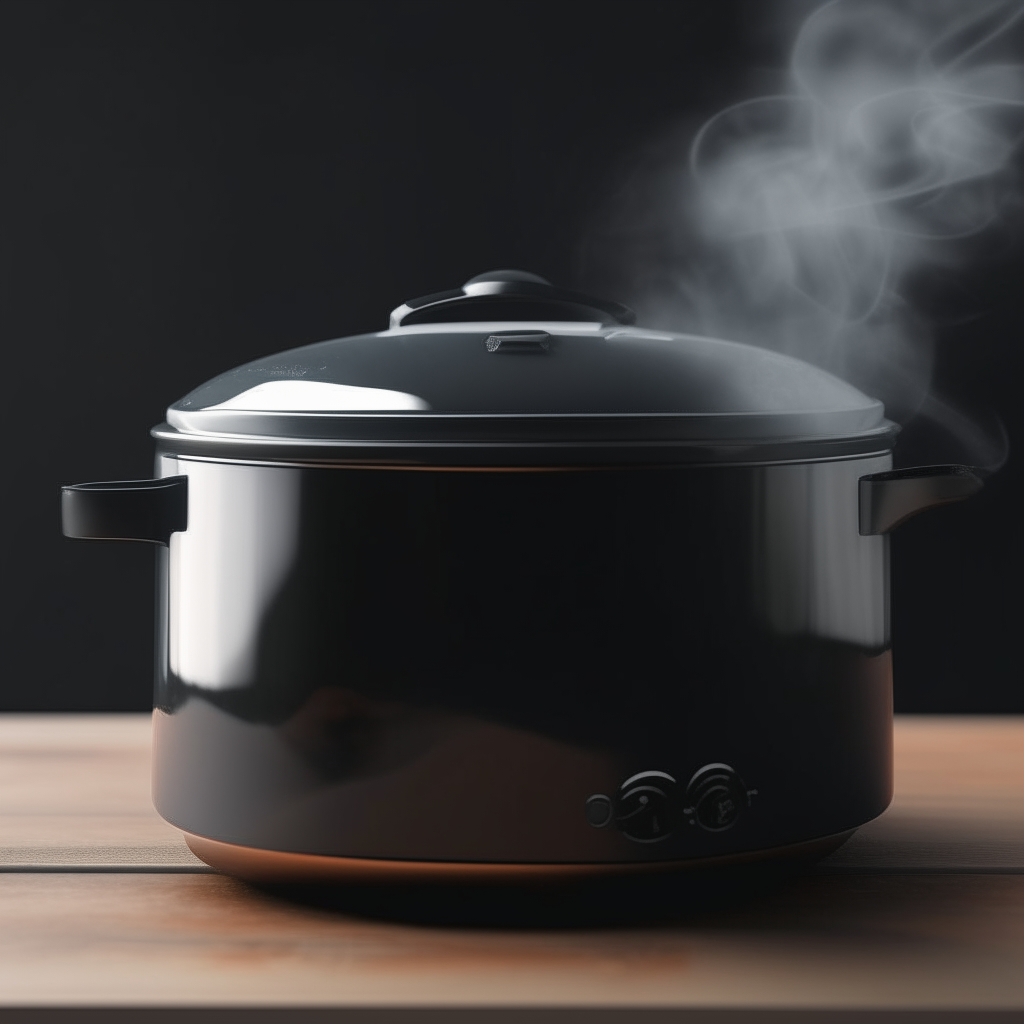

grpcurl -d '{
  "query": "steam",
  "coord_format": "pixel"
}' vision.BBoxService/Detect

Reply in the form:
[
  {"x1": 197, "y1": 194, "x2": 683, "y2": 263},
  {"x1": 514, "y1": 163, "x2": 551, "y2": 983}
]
[{"x1": 592, "y1": 0, "x2": 1024, "y2": 453}]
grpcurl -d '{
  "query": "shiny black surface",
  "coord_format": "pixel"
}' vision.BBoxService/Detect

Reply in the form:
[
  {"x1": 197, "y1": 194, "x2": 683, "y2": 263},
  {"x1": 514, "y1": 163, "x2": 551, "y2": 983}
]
[{"x1": 152, "y1": 459, "x2": 893, "y2": 863}]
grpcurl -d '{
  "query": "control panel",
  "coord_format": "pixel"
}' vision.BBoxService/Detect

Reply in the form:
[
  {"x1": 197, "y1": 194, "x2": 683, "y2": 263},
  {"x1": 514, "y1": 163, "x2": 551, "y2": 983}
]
[{"x1": 586, "y1": 763, "x2": 757, "y2": 843}]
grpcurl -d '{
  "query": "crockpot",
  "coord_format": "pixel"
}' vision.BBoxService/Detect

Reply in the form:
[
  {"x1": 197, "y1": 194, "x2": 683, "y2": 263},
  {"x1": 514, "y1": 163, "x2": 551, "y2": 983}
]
[{"x1": 61, "y1": 270, "x2": 981, "y2": 882}]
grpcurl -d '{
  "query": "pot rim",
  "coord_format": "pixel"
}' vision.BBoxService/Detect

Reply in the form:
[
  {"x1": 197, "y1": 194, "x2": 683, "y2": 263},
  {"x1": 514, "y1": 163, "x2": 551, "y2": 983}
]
[{"x1": 152, "y1": 420, "x2": 899, "y2": 468}]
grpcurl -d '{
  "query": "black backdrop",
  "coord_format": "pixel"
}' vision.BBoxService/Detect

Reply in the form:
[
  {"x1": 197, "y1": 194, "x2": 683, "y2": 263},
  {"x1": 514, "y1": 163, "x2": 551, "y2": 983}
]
[{"x1": 1, "y1": 0, "x2": 1020, "y2": 713}]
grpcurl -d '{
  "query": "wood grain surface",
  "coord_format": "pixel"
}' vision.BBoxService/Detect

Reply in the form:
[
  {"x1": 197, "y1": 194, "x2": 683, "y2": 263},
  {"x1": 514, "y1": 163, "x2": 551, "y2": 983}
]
[
  {"x1": 0, "y1": 715, "x2": 203, "y2": 869},
  {"x1": 1, "y1": 714, "x2": 1023, "y2": 1009},
  {"x1": 821, "y1": 717, "x2": 1024, "y2": 873}
]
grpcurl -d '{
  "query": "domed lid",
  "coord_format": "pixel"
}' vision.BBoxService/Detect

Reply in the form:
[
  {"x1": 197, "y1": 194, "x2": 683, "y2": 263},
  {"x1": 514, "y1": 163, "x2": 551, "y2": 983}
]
[{"x1": 157, "y1": 271, "x2": 894, "y2": 466}]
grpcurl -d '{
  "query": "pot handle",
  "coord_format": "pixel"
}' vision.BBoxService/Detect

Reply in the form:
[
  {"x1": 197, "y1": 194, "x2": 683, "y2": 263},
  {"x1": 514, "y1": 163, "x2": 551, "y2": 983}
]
[
  {"x1": 858, "y1": 465, "x2": 982, "y2": 535},
  {"x1": 61, "y1": 476, "x2": 188, "y2": 546}
]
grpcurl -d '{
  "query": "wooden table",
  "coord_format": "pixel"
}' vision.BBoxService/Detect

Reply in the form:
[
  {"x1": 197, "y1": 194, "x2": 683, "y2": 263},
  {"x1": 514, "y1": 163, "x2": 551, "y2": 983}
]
[{"x1": 2, "y1": 715, "x2": 1024, "y2": 1021}]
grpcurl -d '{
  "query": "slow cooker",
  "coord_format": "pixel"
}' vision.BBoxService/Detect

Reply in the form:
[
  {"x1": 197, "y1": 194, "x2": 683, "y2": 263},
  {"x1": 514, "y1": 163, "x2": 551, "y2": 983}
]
[{"x1": 61, "y1": 270, "x2": 981, "y2": 882}]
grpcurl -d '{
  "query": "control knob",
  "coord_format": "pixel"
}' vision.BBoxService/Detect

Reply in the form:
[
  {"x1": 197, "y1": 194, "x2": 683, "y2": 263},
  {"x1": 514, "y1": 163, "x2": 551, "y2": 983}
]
[
  {"x1": 684, "y1": 763, "x2": 755, "y2": 832},
  {"x1": 585, "y1": 770, "x2": 678, "y2": 843}
]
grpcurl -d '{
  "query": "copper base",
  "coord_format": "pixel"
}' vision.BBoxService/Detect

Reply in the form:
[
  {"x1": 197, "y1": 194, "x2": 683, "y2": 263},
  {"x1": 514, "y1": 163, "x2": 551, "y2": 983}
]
[{"x1": 183, "y1": 829, "x2": 855, "y2": 884}]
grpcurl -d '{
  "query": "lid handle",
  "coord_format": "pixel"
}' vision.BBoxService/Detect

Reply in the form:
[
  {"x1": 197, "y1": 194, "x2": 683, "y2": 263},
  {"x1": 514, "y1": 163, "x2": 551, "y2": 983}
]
[{"x1": 389, "y1": 270, "x2": 636, "y2": 329}]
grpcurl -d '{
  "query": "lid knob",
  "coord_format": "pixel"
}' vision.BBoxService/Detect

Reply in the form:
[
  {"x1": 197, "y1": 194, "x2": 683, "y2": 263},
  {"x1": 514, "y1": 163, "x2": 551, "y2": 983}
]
[
  {"x1": 463, "y1": 269, "x2": 552, "y2": 287},
  {"x1": 389, "y1": 270, "x2": 635, "y2": 329}
]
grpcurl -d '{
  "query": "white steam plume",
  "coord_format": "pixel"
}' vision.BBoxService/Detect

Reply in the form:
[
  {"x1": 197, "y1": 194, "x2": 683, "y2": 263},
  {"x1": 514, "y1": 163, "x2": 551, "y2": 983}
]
[{"x1": 592, "y1": 0, "x2": 1024, "y2": 439}]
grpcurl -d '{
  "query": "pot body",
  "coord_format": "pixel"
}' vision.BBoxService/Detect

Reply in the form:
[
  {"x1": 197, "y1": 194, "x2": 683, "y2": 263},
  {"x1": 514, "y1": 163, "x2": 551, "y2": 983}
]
[{"x1": 151, "y1": 452, "x2": 893, "y2": 864}]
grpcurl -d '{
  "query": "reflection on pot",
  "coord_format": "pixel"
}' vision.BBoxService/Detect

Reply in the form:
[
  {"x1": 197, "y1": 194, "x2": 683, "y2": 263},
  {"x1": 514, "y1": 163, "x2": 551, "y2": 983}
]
[
  {"x1": 751, "y1": 456, "x2": 890, "y2": 648},
  {"x1": 166, "y1": 461, "x2": 301, "y2": 690}
]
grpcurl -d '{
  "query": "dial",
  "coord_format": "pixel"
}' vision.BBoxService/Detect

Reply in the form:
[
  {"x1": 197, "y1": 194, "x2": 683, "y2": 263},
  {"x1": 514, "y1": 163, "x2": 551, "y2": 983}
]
[
  {"x1": 614, "y1": 770, "x2": 678, "y2": 843},
  {"x1": 685, "y1": 763, "x2": 751, "y2": 832}
]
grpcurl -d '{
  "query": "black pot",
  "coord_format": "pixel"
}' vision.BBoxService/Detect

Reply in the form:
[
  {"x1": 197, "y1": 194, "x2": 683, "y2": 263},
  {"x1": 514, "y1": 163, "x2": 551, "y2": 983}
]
[{"x1": 61, "y1": 271, "x2": 980, "y2": 881}]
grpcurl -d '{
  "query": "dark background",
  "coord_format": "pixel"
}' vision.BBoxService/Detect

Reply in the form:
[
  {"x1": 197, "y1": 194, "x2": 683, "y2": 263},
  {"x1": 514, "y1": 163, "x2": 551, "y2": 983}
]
[{"x1": 0, "y1": 0, "x2": 1020, "y2": 713}]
